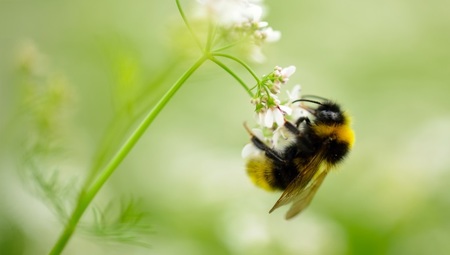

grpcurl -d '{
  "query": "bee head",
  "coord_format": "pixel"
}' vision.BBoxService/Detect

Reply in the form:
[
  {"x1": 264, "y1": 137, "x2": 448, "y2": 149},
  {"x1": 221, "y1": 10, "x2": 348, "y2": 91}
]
[
  {"x1": 315, "y1": 102, "x2": 345, "y2": 125},
  {"x1": 292, "y1": 97, "x2": 346, "y2": 125}
]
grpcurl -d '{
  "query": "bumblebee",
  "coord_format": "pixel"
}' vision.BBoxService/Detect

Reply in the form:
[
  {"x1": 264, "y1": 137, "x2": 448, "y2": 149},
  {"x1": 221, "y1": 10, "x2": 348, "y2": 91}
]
[{"x1": 244, "y1": 96, "x2": 355, "y2": 219}]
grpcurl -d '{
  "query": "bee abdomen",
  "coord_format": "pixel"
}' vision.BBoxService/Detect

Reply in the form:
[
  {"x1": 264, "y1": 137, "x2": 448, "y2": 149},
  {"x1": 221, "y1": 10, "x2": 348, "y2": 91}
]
[
  {"x1": 246, "y1": 156, "x2": 300, "y2": 191},
  {"x1": 246, "y1": 157, "x2": 281, "y2": 191}
]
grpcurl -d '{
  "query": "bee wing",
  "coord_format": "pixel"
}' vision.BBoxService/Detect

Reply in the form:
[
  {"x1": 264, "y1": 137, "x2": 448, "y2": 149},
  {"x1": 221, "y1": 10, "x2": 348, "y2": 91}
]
[
  {"x1": 284, "y1": 169, "x2": 328, "y2": 219},
  {"x1": 268, "y1": 148, "x2": 329, "y2": 218}
]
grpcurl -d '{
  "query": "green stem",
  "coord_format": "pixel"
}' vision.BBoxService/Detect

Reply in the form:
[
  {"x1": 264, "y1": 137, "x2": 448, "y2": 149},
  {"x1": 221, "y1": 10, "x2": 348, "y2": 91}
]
[
  {"x1": 212, "y1": 52, "x2": 260, "y2": 84},
  {"x1": 48, "y1": 55, "x2": 207, "y2": 255},
  {"x1": 209, "y1": 56, "x2": 254, "y2": 97},
  {"x1": 86, "y1": 58, "x2": 179, "y2": 186}
]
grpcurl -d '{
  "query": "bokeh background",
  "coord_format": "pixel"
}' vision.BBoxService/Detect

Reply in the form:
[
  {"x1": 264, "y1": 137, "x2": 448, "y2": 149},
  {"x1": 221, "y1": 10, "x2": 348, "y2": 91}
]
[{"x1": 1, "y1": 0, "x2": 450, "y2": 254}]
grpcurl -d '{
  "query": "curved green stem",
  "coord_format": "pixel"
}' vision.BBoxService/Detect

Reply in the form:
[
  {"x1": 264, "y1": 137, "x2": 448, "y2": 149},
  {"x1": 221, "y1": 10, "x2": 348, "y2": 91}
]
[
  {"x1": 48, "y1": 55, "x2": 207, "y2": 255},
  {"x1": 212, "y1": 52, "x2": 260, "y2": 84},
  {"x1": 209, "y1": 56, "x2": 254, "y2": 97}
]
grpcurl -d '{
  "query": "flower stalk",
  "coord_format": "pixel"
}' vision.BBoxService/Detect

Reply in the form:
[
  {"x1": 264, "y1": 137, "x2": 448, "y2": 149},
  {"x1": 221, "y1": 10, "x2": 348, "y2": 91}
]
[
  {"x1": 49, "y1": 55, "x2": 207, "y2": 255},
  {"x1": 48, "y1": 0, "x2": 285, "y2": 253}
]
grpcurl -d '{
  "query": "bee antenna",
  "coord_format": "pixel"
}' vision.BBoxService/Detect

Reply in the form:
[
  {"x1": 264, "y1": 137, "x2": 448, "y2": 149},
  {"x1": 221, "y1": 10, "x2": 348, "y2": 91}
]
[
  {"x1": 291, "y1": 98, "x2": 323, "y2": 105},
  {"x1": 300, "y1": 95, "x2": 330, "y2": 102}
]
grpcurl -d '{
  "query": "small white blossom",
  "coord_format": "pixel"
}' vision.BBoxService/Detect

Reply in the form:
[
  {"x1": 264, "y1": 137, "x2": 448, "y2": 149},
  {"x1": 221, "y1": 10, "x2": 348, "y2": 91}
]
[
  {"x1": 244, "y1": 66, "x2": 303, "y2": 158},
  {"x1": 253, "y1": 26, "x2": 280, "y2": 42},
  {"x1": 267, "y1": 65, "x2": 296, "y2": 93},
  {"x1": 260, "y1": 107, "x2": 285, "y2": 128},
  {"x1": 279, "y1": 65, "x2": 296, "y2": 83},
  {"x1": 250, "y1": 65, "x2": 298, "y2": 128},
  {"x1": 258, "y1": 27, "x2": 281, "y2": 43}
]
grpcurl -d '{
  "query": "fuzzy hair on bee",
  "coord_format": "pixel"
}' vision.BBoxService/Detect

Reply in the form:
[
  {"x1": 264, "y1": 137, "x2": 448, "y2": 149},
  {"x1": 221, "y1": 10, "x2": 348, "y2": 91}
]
[{"x1": 244, "y1": 96, "x2": 355, "y2": 219}]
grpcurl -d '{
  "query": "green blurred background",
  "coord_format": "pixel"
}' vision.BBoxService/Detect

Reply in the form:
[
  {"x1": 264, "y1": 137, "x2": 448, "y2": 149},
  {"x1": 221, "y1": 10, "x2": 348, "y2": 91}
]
[{"x1": 1, "y1": 0, "x2": 450, "y2": 254}]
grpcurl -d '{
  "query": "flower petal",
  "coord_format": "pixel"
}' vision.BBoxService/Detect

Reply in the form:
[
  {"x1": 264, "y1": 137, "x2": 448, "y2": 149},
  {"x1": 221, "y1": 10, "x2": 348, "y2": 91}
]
[
  {"x1": 242, "y1": 143, "x2": 259, "y2": 159},
  {"x1": 273, "y1": 108, "x2": 285, "y2": 126},
  {"x1": 287, "y1": 84, "x2": 302, "y2": 101},
  {"x1": 281, "y1": 66, "x2": 296, "y2": 78},
  {"x1": 246, "y1": 4, "x2": 263, "y2": 22},
  {"x1": 255, "y1": 112, "x2": 265, "y2": 126},
  {"x1": 279, "y1": 104, "x2": 293, "y2": 115},
  {"x1": 264, "y1": 108, "x2": 274, "y2": 128},
  {"x1": 291, "y1": 108, "x2": 307, "y2": 121},
  {"x1": 263, "y1": 27, "x2": 281, "y2": 42},
  {"x1": 252, "y1": 128, "x2": 264, "y2": 140}
]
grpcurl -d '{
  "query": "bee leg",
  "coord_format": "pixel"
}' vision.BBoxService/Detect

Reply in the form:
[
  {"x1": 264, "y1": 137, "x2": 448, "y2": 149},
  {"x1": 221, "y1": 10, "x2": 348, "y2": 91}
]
[
  {"x1": 250, "y1": 136, "x2": 284, "y2": 163},
  {"x1": 243, "y1": 122, "x2": 284, "y2": 162},
  {"x1": 295, "y1": 116, "x2": 311, "y2": 128},
  {"x1": 284, "y1": 121, "x2": 300, "y2": 135}
]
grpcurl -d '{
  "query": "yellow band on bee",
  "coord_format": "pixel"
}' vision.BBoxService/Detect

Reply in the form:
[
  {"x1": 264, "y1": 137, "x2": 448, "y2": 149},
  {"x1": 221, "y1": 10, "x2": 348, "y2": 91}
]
[{"x1": 246, "y1": 158, "x2": 277, "y2": 191}]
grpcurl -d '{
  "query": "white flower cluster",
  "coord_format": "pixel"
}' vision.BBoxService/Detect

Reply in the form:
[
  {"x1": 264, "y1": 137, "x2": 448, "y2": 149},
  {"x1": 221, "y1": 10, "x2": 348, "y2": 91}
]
[
  {"x1": 196, "y1": 0, "x2": 280, "y2": 61},
  {"x1": 242, "y1": 66, "x2": 307, "y2": 159},
  {"x1": 197, "y1": 0, "x2": 262, "y2": 24},
  {"x1": 252, "y1": 65, "x2": 297, "y2": 128}
]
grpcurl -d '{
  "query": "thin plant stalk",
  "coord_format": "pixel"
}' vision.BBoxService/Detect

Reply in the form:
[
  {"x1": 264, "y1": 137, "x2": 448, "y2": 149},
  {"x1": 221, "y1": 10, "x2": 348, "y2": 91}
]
[
  {"x1": 212, "y1": 52, "x2": 260, "y2": 84},
  {"x1": 48, "y1": 55, "x2": 208, "y2": 255},
  {"x1": 209, "y1": 57, "x2": 254, "y2": 97}
]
